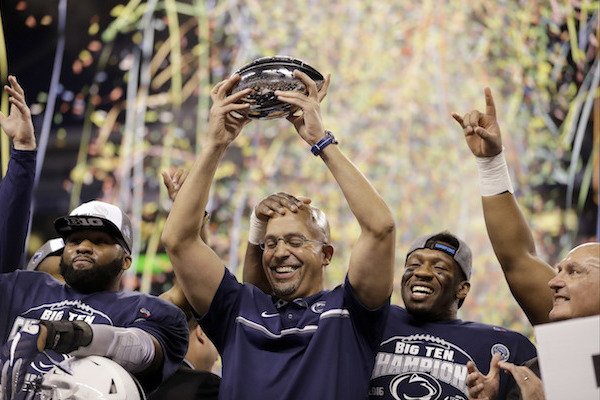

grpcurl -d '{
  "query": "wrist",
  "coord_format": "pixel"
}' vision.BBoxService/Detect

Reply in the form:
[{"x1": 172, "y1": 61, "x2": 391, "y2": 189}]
[
  {"x1": 12, "y1": 139, "x2": 37, "y2": 151},
  {"x1": 311, "y1": 130, "x2": 338, "y2": 156},
  {"x1": 475, "y1": 148, "x2": 514, "y2": 196},
  {"x1": 248, "y1": 210, "x2": 267, "y2": 245}
]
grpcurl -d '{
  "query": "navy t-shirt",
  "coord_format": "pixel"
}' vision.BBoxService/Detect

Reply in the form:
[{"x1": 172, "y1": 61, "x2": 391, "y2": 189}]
[
  {"x1": 369, "y1": 305, "x2": 537, "y2": 400},
  {"x1": 0, "y1": 270, "x2": 188, "y2": 395},
  {"x1": 200, "y1": 268, "x2": 390, "y2": 399}
]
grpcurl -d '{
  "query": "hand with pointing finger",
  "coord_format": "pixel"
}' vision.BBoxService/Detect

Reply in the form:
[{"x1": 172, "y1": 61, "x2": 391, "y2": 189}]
[
  {"x1": 452, "y1": 87, "x2": 502, "y2": 158},
  {"x1": 466, "y1": 353, "x2": 501, "y2": 400}
]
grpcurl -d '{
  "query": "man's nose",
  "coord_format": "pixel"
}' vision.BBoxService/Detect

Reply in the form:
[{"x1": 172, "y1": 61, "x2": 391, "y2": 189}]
[
  {"x1": 74, "y1": 240, "x2": 94, "y2": 253},
  {"x1": 413, "y1": 265, "x2": 434, "y2": 279}
]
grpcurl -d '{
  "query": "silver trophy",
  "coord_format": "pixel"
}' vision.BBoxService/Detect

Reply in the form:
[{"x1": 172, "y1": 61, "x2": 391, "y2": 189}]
[{"x1": 231, "y1": 56, "x2": 324, "y2": 119}]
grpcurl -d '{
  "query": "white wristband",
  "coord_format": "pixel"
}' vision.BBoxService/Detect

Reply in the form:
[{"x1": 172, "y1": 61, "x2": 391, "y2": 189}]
[
  {"x1": 248, "y1": 210, "x2": 267, "y2": 245},
  {"x1": 475, "y1": 148, "x2": 514, "y2": 196}
]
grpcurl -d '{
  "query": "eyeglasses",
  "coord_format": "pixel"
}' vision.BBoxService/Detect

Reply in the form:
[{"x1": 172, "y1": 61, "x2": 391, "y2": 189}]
[{"x1": 259, "y1": 234, "x2": 325, "y2": 251}]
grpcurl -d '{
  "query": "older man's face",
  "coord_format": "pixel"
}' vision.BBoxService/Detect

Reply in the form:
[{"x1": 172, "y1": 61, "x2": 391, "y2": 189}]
[{"x1": 548, "y1": 243, "x2": 600, "y2": 321}]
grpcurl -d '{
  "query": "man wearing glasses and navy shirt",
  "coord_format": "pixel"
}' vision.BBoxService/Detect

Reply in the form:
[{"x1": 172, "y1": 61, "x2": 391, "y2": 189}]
[{"x1": 162, "y1": 71, "x2": 396, "y2": 399}]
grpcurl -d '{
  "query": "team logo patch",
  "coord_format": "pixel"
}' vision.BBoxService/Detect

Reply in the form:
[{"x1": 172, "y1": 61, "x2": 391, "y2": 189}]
[
  {"x1": 491, "y1": 343, "x2": 510, "y2": 362},
  {"x1": 389, "y1": 372, "x2": 442, "y2": 400},
  {"x1": 139, "y1": 308, "x2": 151, "y2": 318},
  {"x1": 310, "y1": 301, "x2": 326, "y2": 314}
]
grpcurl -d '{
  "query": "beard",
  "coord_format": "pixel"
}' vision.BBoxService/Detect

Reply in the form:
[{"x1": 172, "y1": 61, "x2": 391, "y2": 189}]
[
  {"x1": 60, "y1": 255, "x2": 125, "y2": 294},
  {"x1": 271, "y1": 282, "x2": 300, "y2": 299}
]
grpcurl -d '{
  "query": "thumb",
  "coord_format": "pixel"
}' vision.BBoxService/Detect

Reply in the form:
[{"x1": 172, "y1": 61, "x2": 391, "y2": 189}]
[
  {"x1": 489, "y1": 353, "x2": 502, "y2": 375},
  {"x1": 297, "y1": 196, "x2": 312, "y2": 205}
]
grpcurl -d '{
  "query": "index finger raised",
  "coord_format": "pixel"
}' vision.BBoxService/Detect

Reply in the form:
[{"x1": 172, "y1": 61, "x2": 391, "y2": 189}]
[{"x1": 484, "y1": 87, "x2": 496, "y2": 117}]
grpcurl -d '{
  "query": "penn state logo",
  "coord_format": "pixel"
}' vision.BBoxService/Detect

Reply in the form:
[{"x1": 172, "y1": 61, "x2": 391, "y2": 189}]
[
  {"x1": 139, "y1": 308, "x2": 151, "y2": 318},
  {"x1": 389, "y1": 372, "x2": 441, "y2": 400},
  {"x1": 491, "y1": 343, "x2": 510, "y2": 362},
  {"x1": 310, "y1": 301, "x2": 326, "y2": 314}
]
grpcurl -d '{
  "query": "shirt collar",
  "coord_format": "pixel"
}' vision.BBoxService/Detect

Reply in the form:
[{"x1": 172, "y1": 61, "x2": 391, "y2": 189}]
[{"x1": 272, "y1": 291, "x2": 326, "y2": 310}]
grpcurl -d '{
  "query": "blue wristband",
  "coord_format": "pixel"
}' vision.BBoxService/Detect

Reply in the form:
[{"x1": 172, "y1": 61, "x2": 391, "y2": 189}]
[{"x1": 310, "y1": 131, "x2": 338, "y2": 156}]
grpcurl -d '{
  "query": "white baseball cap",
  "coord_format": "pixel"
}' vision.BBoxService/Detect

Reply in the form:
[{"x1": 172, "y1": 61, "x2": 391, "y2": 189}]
[{"x1": 54, "y1": 200, "x2": 133, "y2": 254}]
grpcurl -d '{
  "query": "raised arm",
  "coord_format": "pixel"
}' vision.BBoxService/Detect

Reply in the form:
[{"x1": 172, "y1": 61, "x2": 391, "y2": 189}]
[
  {"x1": 276, "y1": 72, "x2": 396, "y2": 309},
  {"x1": 161, "y1": 75, "x2": 251, "y2": 315},
  {"x1": 452, "y1": 88, "x2": 555, "y2": 325},
  {"x1": 0, "y1": 75, "x2": 36, "y2": 273}
]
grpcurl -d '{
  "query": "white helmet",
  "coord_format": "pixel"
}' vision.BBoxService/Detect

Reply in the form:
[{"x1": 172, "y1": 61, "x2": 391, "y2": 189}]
[{"x1": 39, "y1": 356, "x2": 146, "y2": 400}]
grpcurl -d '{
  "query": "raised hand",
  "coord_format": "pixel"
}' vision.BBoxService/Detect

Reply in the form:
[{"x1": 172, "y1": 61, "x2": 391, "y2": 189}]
[
  {"x1": 498, "y1": 361, "x2": 545, "y2": 400},
  {"x1": 161, "y1": 168, "x2": 190, "y2": 202},
  {"x1": 452, "y1": 87, "x2": 502, "y2": 158},
  {"x1": 206, "y1": 74, "x2": 252, "y2": 148},
  {"x1": 0, "y1": 76, "x2": 35, "y2": 151},
  {"x1": 466, "y1": 353, "x2": 501, "y2": 400},
  {"x1": 254, "y1": 192, "x2": 312, "y2": 222},
  {"x1": 276, "y1": 71, "x2": 331, "y2": 145}
]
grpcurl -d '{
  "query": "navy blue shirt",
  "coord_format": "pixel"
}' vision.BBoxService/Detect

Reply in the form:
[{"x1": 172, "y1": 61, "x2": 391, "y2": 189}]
[
  {"x1": 0, "y1": 270, "x2": 188, "y2": 395},
  {"x1": 369, "y1": 305, "x2": 537, "y2": 400},
  {"x1": 200, "y1": 268, "x2": 390, "y2": 399},
  {"x1": 0, "y1": 148, "x2": 36, "y2": 274}
]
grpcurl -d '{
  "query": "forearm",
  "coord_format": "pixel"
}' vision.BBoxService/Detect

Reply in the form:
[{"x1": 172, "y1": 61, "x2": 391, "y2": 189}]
[
  {"x1": 0, "y1": 149, "x2": 36, "y2": 273},
  {"x1": 482, "y1": 193, "x2": 537, "y2": 265},
  {"x1": 482, "y1": 193, "x2": 555, "y2": 325},
  {"x1": 320, "y1": 144, "x2": 395, "y2": 307},
  {"x1": 70, "y1": 324, "x2": 159, "y2": 374},
  {"x1": 320, "y1": 145, "x2": 395, "y2": 237},
  {"x1": 162, "y1": 144, "x2": 226, "y2": 249},
  {"x1": 162, "y1": 143, "x2": 229, "y2": 315}
]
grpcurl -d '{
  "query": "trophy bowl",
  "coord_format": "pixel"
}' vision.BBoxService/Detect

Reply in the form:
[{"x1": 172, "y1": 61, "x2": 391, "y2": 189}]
[{"x1": 230, "y1": 56, "x2": 324, "y2": 119}]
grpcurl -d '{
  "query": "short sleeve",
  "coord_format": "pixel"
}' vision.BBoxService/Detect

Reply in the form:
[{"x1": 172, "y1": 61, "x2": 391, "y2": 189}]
[
  {"x1": 343, "y1": 275, "x2": 390, "y2": 350},
  {"x1": 198, "y1": 268, "x2": 244, "y2": 352}
]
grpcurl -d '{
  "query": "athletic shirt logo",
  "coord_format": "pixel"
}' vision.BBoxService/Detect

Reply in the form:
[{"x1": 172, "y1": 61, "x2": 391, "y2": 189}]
[
  {"x1": 389, "y1": 372, "x2": 441, "y2": 400},
  {"x1": 310, "y1": 301, "x2": 326, "y2": 314},
  {"x1": 491, "y1": 343, "x2": 510, "y2": 362},
  {"x1": 370, "y1": 334, "x2": 471, "y2": 399}
]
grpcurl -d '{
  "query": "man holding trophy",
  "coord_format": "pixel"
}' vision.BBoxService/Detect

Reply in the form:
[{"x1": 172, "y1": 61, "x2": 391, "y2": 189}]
[{"x1": 162, "y1": 58, "x2": 396, "y2": 399}]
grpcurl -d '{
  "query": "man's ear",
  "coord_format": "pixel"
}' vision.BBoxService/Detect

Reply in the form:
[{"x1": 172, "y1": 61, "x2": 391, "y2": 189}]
[
  {"x1": 322, "y1": 244, "x2": 334, "y2": 267},
  {"x1": 456, "y1": 281, "x2": 471, "y2": 301},
  {"x1": 121, "y1": 254, "x2": 133, "y2": 271}
]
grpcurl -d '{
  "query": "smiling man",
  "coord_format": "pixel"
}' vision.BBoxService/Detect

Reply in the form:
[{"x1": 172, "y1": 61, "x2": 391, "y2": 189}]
[
  {"x1": 162, "y1": 72, "x2": 396, "y2": 399},
  {"x1": 368, "y1": 231, "x2": 536, "y2": 400}
]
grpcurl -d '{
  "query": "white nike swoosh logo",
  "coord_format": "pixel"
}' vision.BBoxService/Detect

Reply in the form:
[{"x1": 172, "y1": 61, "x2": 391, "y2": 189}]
[{"x1": 261, "y1": 311, "x2": 279, "y2": 318}]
